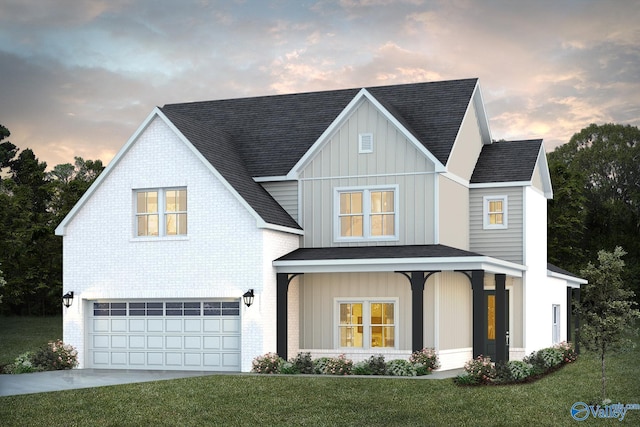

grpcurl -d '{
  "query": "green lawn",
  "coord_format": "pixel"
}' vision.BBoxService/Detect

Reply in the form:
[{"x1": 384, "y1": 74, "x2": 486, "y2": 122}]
[
  {"x1": 1, "y1": 317, "x2": 639, "y2": 426},
  {"x1": 0, "y1": 316, "x2": 62, "y2": 367}
]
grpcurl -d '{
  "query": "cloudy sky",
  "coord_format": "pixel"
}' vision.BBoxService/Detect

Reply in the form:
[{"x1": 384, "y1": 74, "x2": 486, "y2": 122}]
[{"x1": 1, "y1": 0, "x2": 639, "y2": 169}]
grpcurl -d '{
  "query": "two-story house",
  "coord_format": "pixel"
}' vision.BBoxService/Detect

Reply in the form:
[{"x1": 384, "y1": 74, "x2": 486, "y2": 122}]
[{"x1": 55, "y1": 78, "x2": 586, "y2": 372}]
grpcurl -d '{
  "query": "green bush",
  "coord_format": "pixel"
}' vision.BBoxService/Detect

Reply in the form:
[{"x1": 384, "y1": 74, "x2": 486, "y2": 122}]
[
  {"x1": 30, "y1": 340, "x2": 78, "y2": 371},
  {"x1": 386, "y1": 359, "x2": 417, "y2": 377},
  {"x1": 313, "y1": 357, "x2": 332, "y2": 374},
  {"x1": 4, "y1": 352, "x2": 38, "y2": 374},
  {"x1": 279, "y1": 361, "x2": 298, "y2": 374},
  {"x1": 323, "y1": 355, "x2": 353, "y2": 375},
  {"x1": 352, "y1": 361, "x2": 372, "y2": 375},
  {"x1": 289, "y1": 352, "x2": 314, "y2": 374},
  {"x1": 365, "y1": 354, "x2": 387, "y2": 375}
]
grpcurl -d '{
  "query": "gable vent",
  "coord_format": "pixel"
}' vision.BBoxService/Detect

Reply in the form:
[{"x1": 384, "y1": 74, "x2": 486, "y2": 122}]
[{"x1": 359, "y1": 133, "x2": 374, "y2": 153}]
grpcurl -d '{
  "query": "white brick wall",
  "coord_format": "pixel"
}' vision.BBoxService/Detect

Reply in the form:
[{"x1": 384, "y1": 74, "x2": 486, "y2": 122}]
[{"x1": 62, "y1": 115, "x2": 299, "y2": 371}]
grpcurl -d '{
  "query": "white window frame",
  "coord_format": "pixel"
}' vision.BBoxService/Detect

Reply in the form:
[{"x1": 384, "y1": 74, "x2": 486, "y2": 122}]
[
  {"x1": 134, "y1": 188, "x2": 187, "y2": 238},
  {"x1": 335, "y1": 297, "x2": 399, "y2": 350},
  {"x1": 334, "y1": 185, "x2": 399, "y2": 242},
  {"x1": 552, "y1": 304, "x2": 561, "y2": 344},
  {"x1": 358, "y1": 133, "x2": 374, "y2": 154},
  {"x1": 483, "y1": 195, "x2": 508, "y2": 229}
]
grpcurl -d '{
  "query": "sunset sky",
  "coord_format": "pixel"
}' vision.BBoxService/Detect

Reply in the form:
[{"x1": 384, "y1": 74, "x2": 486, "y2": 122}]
[{"x1": 1, "y1": 0, "x2": 639, "y2": 169}]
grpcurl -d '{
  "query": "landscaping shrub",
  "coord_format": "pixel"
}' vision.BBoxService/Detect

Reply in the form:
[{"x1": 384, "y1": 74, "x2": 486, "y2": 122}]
[
  {"x1": 386, "y1": 359, "x2": 417, "y2": 377},
  {"x1": 289, "y1": 352, "x2": 314, "y2": 374},
  {"x1": 279, "y1": 361, "x2": 298, "y2": 374},
  {"x1": 365, "y1": 354, "x2": 387, "y2": 375},
  {"x1": 4, "y1": 352, "x2": 38, "y2": 374},
  {"x1": 321, "y1": 355, "x2": 353, "y2": 375},
  {"x1": 30, "y1": 340, "x2": 78, "y2": 371},
  {"x1": 251, "y1": 352, "x2": 283, "y2": 374},
  {"x1": 312, "y1": 357, "x2": 332, "y2": 374},
  {"x1": 461, "y1": 355, "x2": 496, "y2": 384},
  {"x1": 556, "y1": 341, "x2": 578, "y2": 363},
  {"x1": 352, "y1": 361, "x2": 372, "y2": 375},
  {"x1": 409, "y1": 347, "x2": 440, "y2": 374}
]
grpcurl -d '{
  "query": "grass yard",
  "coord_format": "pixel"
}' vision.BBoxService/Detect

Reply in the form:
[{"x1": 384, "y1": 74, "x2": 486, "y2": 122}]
[
  {"x1": 1, "y1": 317, "x2": 639, "y2": 426},
  {"x1": 0, "y1": 316, "x2": 62, "y2": 368}
]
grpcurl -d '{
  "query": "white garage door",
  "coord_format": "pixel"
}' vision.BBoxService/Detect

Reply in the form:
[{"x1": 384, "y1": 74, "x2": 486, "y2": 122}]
[{"x1": 88, "y1": 300, "x2": 241, "y2": 371}]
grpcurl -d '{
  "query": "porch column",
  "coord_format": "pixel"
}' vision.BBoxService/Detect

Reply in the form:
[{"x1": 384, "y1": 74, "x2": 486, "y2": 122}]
[
  {"x1": 495, "y1": 274, "x2": 508, "y2": 363},
  {"x1": 276, "y1": 273, "x2": 289, "y2": 360},
  {"x1": 471, "y1": 270, "x2": 485, "y2": 359},
  {"x1": 566, "y1": 287, "x2": 573, "y2": 343},
  {"x1": 573, "y1": 287, "x2": 581, "y2": 354},
  {"x1": 409, "y1": 271, "x2": 425, "y2": 352}
]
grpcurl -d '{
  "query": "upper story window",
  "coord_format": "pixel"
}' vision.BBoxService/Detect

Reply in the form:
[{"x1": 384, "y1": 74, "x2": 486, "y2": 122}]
[
  {"x1": 335, "y1": 186, "x2": 398, "y2": 241},
  {"x1": 135, "y1": 188, "x2": 187, "y2": 237},
  {"x1": 483, "y1": 195, "x2": 508, "y2": 229}
]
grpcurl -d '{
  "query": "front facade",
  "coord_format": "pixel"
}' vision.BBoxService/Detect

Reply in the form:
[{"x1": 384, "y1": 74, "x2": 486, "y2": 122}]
[{"x1": 56, "y1": 79, "x2": 586, "y2": 372}]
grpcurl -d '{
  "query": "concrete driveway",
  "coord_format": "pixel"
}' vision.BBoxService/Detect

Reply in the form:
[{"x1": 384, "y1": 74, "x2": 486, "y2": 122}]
[{"x1": 0, "y1": 369, "x2": 217, "y2": 397}]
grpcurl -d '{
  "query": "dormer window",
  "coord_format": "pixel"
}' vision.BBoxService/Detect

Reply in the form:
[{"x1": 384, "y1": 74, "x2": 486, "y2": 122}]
[{"x1": 483, "y1": 195, "x2": 508, "y2": 229}]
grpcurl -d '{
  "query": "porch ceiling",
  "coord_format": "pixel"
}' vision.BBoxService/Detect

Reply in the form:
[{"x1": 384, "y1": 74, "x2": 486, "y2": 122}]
[{"x1": 273, "y1": 244, "x2": 525, "y2": 277}]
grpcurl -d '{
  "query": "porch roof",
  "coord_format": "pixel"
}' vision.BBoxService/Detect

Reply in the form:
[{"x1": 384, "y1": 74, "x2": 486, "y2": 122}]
[{"x1": 273, "y1": 244, "x2": 525, "y2": 277}]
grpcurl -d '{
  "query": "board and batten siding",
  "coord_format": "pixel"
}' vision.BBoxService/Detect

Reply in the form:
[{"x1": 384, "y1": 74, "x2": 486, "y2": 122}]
[
  {"x1": 469, "y1": 187, "x2": 524, "y2": 264},
  {"x1": 260, "y1": 181, "x2": 299, "y2": 223},
  {"x1": 297, "y1": 272, "x2": 412, "y2": 350},
  {"x1": 445, "y1": 99, "x2": 485, "y2": 181},
  {"x1": 438, "y1": 176, "x2": 469, "y2": 250},
  {"x1": 298, "y1": 98, "x2": 437, "y2": 247},
  {"x1": 436, "y1": 272, "x2": 473, "y2": 350}
]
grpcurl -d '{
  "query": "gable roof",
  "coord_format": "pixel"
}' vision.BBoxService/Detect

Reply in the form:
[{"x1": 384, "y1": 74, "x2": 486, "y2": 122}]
[
  {"x1": 160, "y1": 108, "x2": 301, "y2": 230},
  {"x1": 161, "y1": 78, "x2": 480, "y2": 177},
  {"x1": 547, "y1": 263, "x2": 588, "y2": 285},
  {"x1": 470, "y1": 139, "x2": 543, "y2": 184}
]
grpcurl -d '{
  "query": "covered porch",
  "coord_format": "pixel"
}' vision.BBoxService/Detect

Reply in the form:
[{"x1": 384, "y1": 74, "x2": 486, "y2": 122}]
[{"x1": 273, "y1": 245, "x2": 525, "y2": 368}]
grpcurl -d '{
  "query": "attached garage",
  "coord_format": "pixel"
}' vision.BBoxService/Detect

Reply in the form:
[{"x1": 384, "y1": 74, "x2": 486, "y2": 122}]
[{"x1": 88, "y1": 300, "x2": 241, "y2": 371}]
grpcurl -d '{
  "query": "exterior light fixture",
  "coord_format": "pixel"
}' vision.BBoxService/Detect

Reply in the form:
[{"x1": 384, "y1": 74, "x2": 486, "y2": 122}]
[
  {"x1": 62, "y1": 291, "x2": 74, "y2": 308},
  {"x1": 243, "y1": 289, "x2": 254, "y2": 307}
]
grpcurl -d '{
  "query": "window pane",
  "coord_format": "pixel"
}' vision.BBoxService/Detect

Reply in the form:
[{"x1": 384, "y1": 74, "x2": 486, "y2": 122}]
[
  {"x1": 371, "y1": 214, "x2": 394, "y2": 236},
  {"x1": 489, "y1": 200, "x2": 503, "y2": 213},
  {"x1": 137, "y1": 191, "x2": 158, "y2": 213},
  {"x1": 339, "y1": 327, "x2": 363, "y2": 347},
  {"x1": 382, "y1": 191, "x2": 394, "y2": 213},
  {"x1": 166, "y1": 190, "x2": 186, "y2": 212},
  {"x1": 137, "y1": 216, "x2": 147, "y2": 236},
  {"x1": 487, "y1": 295, "x2": 495, "y2": 340},
  {"x1": 371, "y1": 191, "x2": 382, "y2": 213},
  {"x1": 340, "y1": 215, "x2": 363, "y2": 237},
  {"x1": 340, "y1": 193, "x2": 350, "y2": 215},
  {"x1": 489, "y1": 213, "x2": 503, "y2": 225},
  {"x1": 147, "y1": 215, "x2": 159, "y2": 235},
  {"x1": 383, "y1": 214, "x2": 394, "y2": 235}
]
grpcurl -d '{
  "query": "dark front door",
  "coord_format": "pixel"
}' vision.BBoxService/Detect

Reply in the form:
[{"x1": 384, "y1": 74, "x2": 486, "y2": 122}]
[{"x1": 485, "y1": 290, "x2": 509, "y2": 360}]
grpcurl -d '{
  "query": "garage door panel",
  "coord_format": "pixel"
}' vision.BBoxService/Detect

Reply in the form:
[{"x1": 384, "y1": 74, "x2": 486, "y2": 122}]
[
  {"x1": 166, "y1": 336, "x2": 182, "y2": 349},
  {"x1": 147, "y1": 353, "x2": 164, "y2": 365},
  {"x1": 93, "y1": 319, "x2": 109, "y2": 332},
  {"x1": 203, "y1": 319, "x2": 220, "y2": 332},
  {"x1": 111, "y1": 335, "x2": 127, "y2": 348},
  {"x1": 112, "y1": 319, "x2": 127, "y2": 332},
  {"x1": 147, "y1": 319, "x2": 163, "y2": 332},
  {"x1": 89, "y1": 300, "x2": 241, "y2": 371},
  {"x1": 166, "y1": 319, "x2": 182, "y2": 332},
  {"x1": 185, "y1": 319, "x2": 201, "y2": 332},
  {"x1": 147, "y1": 336, "x2": 163, "y2": 348}
]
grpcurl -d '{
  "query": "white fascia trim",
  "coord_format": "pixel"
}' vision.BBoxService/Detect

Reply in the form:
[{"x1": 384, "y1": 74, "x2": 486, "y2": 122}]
[
  {"x1": 274, "y1": 256, "x2": 525, "y2": 276},
  {"x1": 469, "y1": 181, "x2": 532, "y2": 189},
  {"x1": 441, "y1": 171, "x2": 469, "y2": 187},
  {"x1": 286, "y1": 88, "x2": 446, "y2": 179},
  {"x1": 258, "y1": 220, "x2": 304, "y2": 235},
  {"x1": 537, "y1": 144, "x2": 554, "y2": 199},
  {"x1": 547, "y1": 270, "x2": 588, "y2": 286},
  {"x1": 473, "y1": 81, "x2": 493, "y2": 144},
  {"x1": 55, "y1": 108, "x2": 162, "y2": 236},
  {"x1": 253, "y1": 175, "x2": 289, "y2": 182}
]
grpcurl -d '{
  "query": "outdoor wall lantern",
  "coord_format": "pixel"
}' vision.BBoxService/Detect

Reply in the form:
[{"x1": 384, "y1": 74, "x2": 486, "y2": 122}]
[
  {"x1": 243, "y1": 289, "x2": 254, "y2": 307},
  {"x1": 62, "y1": 291, "x2": 74, "y2": 308}
]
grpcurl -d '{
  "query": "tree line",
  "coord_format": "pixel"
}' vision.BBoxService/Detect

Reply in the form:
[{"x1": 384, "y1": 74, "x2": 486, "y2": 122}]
[
  {"x1": 0, "y1": 122, "x2": 638, "y2": 314},
  {"x1": 0, "y1": 124, "x2": 103, "y2": 315},
  {"x1": 548, "y1": 123, "x2": 640, "y2": 302}
]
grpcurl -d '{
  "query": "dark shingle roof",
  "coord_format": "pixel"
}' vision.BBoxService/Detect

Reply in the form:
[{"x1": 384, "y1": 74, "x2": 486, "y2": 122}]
[
  {"x1": 470, "y1": 139, "x2": 542, "y2": 184},
  {"x1": 547, "y1": 263, "x2": 582, "y2": 279},
  {"x1": 161, "y1": 78, "x2": 478, "y2": 177},
  {"x1": 160, "y1": 108, "x2": 302, "y2": 230},
  {"x1": 160, "y1": 78, "x2": 479, "y2": 229},
  {"x1": 276, "y1": 244, "x2": 482, "y2": 261}
]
